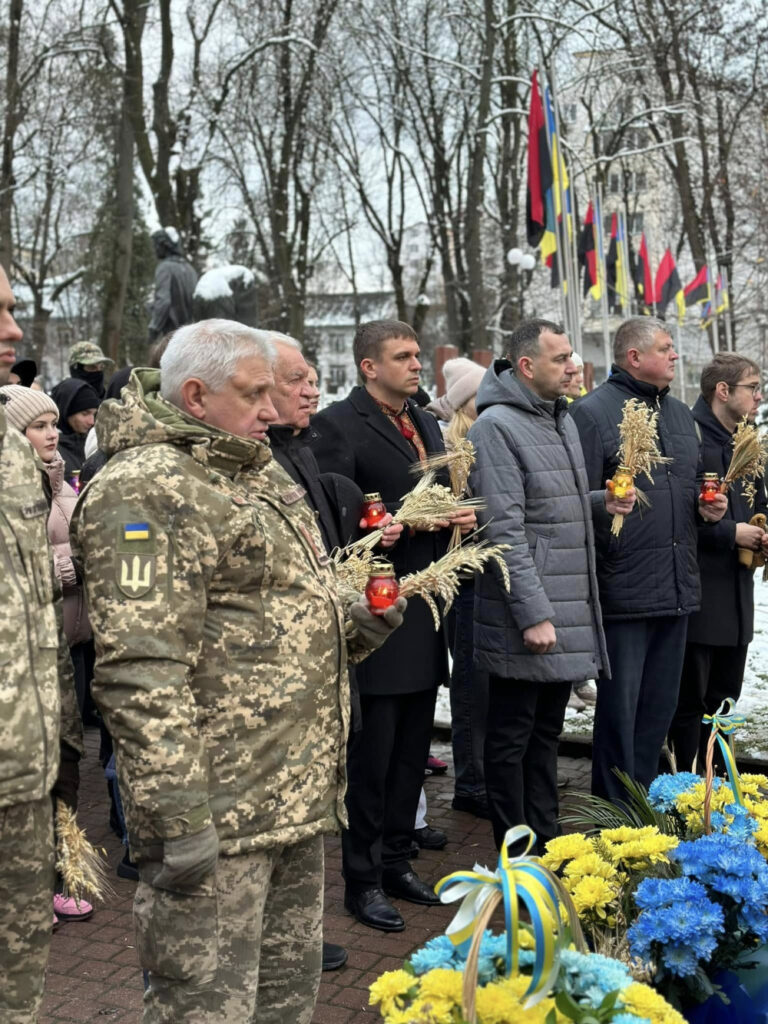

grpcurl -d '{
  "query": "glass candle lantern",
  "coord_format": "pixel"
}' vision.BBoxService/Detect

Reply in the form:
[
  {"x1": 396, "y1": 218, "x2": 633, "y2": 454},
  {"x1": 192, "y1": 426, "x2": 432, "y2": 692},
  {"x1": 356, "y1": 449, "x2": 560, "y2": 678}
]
[
  {"x1": 365, "y1": 564, "x2": 399, "y2": 615},
  {"x1": 700, "y1": 472, "x2": 720, "y2": 503},
  {"x1": 69, "y1": 470, "x2": 81, "y2": 496},
  {"x1": 611, "y1": 465, "x2": 633, "y2": 499},
  {"x1": 361, "y1": 491, "x2": 387, "y2": 529}
]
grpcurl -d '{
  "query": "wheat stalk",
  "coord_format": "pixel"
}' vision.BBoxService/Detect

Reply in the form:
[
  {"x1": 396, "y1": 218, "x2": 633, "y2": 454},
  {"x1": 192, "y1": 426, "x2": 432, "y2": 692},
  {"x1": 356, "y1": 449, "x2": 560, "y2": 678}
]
[
  {"x1": 345, "y1": 469, "x2": 485, "y2": 553},
  {"x1": 611, "y1": 399, "x2": 672, "y2": 537},
  {"x1": 721, "y1": 417, "x2": 768, "y2": 507},
  {"x1": 55, "y1": 801, "x2": 113, "y2": 905},
  {"x1": 398, "y1": 540, "x2": 511, "y2": 629}
]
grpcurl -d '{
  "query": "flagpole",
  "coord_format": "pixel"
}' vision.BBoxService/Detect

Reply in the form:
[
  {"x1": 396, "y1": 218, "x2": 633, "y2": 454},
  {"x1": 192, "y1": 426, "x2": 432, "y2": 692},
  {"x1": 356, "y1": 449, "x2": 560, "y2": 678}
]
[
  {"x1": 710, "y1": 262, "x2": 718, "y2": 352},
  {"x1": 546, "y1": 61, "x2": 582, "y2": 353},
  {"x1": 618, "y1": 209, "x2": 630, "y2": 317},
  {"x1": 536, "y1": 65, "x2": 568, "y2": 336},
  {"x1": 646, "y1": 220, "x2": 658, "y2": 318},
  {"x1": 675, "y1": 320, "x2": 687, "y2": 405},
  {"x1": 722, "y1": 266, "x2": 733, "y2": 351},
  {"x1": 596, "y1": 181, "x2": 612, "y2": 381}
]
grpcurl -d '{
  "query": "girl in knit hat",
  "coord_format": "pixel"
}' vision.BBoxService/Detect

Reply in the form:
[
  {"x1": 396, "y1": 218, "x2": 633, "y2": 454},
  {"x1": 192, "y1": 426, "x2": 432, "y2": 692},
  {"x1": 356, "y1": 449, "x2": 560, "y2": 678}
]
[
  {"x1": 433, "y1": 359, "x2": 491, "y2": 820},
  {"x1": 0, "y1": 385, "x2": 94, "y2": 926}
]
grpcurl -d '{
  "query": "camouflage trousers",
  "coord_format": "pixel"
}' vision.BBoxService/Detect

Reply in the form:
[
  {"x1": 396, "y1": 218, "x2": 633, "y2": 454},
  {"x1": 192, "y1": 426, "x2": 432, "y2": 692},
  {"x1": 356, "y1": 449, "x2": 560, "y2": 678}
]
[
  {"x1": 136, "y1": 834, "x2": 324, "y2": 1024},
  {"x1": 0, "y1": 797, "x2": 55, "y2": 1023}
]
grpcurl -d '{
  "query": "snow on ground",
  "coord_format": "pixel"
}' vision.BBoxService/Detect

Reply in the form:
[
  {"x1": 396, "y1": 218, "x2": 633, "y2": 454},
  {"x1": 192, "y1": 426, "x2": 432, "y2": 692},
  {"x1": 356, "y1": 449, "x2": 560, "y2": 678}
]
[
  {"x1": 560, "y1": 576, "x2": 768, "y2": 759},
  {"x1": 435, "y1": 577, "x2": 768, "y2": 759}
]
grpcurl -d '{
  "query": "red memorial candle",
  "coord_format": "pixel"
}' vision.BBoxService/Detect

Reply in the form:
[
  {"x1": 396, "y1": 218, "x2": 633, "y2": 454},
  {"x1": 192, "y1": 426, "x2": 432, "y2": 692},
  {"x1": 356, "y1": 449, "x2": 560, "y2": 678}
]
[
  {"x1": 360, "y1": 492, "x2": 387, "y2": 529},
  {"x1": 700, "y1": 473, "x2": 720, "y2": 503},
  {"x1": 365, "y1": 564, "x2": 399, "y2": 615}
]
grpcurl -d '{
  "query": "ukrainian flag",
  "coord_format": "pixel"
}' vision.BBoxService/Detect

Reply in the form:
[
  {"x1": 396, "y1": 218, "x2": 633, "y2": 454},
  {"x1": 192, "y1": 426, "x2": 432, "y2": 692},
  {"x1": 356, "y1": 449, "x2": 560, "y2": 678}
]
[{"x1": 123, "y1": 522, "x2": 150, "y2": 541}]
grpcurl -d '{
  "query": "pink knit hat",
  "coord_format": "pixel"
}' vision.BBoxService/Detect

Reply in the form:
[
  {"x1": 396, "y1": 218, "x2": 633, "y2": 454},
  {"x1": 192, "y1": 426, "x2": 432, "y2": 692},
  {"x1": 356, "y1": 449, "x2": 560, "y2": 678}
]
[
  {"x1": 443, "y1": 358, "x2": 486, "y2": 412},
  {"x1": 0, "y1": 384, "x2": 59, "y2": 432}
]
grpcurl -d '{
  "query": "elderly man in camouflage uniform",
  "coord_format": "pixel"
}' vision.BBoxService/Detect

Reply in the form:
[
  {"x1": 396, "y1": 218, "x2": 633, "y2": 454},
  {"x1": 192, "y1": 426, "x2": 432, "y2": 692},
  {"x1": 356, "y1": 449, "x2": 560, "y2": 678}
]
[
  {"x1": 73, "y1": 318, "x2": 405, "y2": 1024},
  {"x1": 0, "y1": 262, "x2": 84, "y2": 1022}
]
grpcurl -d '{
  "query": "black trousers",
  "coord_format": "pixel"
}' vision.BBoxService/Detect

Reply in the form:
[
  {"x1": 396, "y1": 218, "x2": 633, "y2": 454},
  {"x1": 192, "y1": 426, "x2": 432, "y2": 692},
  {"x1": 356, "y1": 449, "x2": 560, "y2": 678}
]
[
  {"x1": 484, "y1": 676, "x2": 571, "y2": 853},
  {"x1": 592, "y1": 616, "x2": 688, "y2": 804},
  {"x1": 342, "y1": 687, "x2": 437, "y2": 889},
  {"x1": 668, "y1": 642, "x2": 748, "y2": 773}
]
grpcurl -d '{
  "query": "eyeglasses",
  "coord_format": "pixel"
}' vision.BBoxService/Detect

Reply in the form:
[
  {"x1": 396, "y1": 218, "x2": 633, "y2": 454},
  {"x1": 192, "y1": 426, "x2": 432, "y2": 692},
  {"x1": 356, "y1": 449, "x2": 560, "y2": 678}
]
[{"x1": 730, "y1": 383, "x2": 763, "y2": 396}]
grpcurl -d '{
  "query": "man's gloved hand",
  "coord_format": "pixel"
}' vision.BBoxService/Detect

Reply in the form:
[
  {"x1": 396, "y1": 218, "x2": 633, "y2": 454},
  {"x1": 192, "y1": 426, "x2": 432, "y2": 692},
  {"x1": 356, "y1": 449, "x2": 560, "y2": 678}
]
[
  {"x1": 153, "y1": 822, "x2": 219, "y2": 891},
  {"x1": 349, "y1": 596, "x2": 407, "y2": 649}
]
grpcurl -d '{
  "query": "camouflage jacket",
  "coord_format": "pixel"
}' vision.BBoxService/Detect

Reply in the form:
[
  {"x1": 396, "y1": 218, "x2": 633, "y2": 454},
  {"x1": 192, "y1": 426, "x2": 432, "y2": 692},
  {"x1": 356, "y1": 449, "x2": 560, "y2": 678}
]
[
  {"x1": 73, "y1": 369, "x2": 369, "y2": 858},
  {"x1": 0, "y1": 407, "x2": 82, "y2": 810}
]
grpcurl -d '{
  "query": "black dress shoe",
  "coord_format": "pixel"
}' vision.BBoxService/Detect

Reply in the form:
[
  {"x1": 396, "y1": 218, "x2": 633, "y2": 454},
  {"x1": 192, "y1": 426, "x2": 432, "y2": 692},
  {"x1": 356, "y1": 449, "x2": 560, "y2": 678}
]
[
  {"x1": 322, "y1": 941, "x2": 348, "y2": 971},
  {"x1": 344, "y1": 887, "x2": 405, "y2": 931},
  {"x1": 451, "y1": 794, "x2": 491, "y2": 819},
  {"x1": 408, "y1": 841, "x2": 420, "y2": 860},
  {"x1": 382, "y1": 869, "x2": 441, "y2": 906},
  {"x1": 413, "y1": 826, "x2": 447, "y2": 850}
]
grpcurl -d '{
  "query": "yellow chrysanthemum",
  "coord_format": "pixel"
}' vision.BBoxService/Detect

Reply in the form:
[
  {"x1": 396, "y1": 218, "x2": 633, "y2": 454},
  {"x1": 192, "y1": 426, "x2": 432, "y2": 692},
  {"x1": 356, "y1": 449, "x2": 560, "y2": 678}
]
[
  {"x1": 369, "y1": 969, "x2": 416, "y2": 1015},
  {"x1": 417, "y1": 969, "x2": 464, "y2": 1007},
  {"x1": 395, "y1": 996, "x2": 454, "y2": 1024},
  {"x1": 620, "y1": 981, "x2": 687, "y2": 1024},
  {"x1": 563, "y1": 852, "x2": 618, "y2": 881},
  {"x1": 517, "y1": 926, "x2": 536, "y2": 950},
  {"x1": 569, "y1": 874, "x2": 618, "y2": 919},
  {"x1": 540, "y1": 833, "x2": 594, "y2": 870},
  {"x1": 475, "y1": 977, "x2": 559, "y2": 1024},
  {"x1": 599, "y1": 826, "x2": 678, "y2": 867}
]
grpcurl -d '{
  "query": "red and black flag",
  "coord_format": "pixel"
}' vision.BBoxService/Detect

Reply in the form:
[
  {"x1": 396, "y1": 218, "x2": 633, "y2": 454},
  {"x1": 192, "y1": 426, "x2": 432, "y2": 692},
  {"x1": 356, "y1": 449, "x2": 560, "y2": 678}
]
[
  {"x1": 578, "y1": 201, "x2": 600, "y2": 299},
  {"x1": 635, "y1": 233, "x2": 654, "y2": 306},
  {"x1": 655, "y1": 248, "x2": 685, "y2": 322},
  {"x1": 684, "y1": 266, "x2": 710, "y2": 307},
  {"x1": 526, "y1": 71, "x2": 556, "y2": 260}
]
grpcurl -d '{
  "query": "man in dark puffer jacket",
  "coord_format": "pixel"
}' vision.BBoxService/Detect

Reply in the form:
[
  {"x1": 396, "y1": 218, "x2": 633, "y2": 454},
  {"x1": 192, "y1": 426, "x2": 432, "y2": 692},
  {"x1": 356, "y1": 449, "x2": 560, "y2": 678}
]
[
  {"x1": 468, "y1": 320, "x2": 633, "y2": 853},
  {"x1": 668, "y1": 353, "x2": 768, "y2": 772},
  {"x1": 570, "y1": 317, "x2": 727, "y2": 803}
]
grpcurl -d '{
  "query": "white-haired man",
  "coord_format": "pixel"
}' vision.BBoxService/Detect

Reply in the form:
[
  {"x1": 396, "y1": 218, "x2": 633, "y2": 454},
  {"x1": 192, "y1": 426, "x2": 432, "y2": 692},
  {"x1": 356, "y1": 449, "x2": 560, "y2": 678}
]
[{"x1": 73, "y1": 319, "x2": 405, "y2": 1023}]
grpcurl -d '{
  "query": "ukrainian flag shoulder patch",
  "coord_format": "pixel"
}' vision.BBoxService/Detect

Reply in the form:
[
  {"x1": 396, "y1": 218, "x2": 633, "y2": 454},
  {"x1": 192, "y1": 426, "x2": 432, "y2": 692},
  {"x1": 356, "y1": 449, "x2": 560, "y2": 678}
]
[{"x1": 123, "y1": 522, "x2": 150, "y2": 542}]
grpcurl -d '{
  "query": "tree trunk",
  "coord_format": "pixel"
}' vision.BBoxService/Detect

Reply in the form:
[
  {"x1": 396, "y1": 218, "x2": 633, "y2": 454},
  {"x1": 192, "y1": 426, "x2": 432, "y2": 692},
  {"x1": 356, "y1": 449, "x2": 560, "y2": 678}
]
[
  {"x1": 101, "y1": 101, "x2": 135, "y2": 363},
  {"x1": 0, "y1": 0, "x2": 23, "y2": 271},
  {"x1": 31, "y1": 304, "x2": 50, "y2": 368},
  {"x1": 462, "y1": 0, "x2": 495, "y2": 353}
]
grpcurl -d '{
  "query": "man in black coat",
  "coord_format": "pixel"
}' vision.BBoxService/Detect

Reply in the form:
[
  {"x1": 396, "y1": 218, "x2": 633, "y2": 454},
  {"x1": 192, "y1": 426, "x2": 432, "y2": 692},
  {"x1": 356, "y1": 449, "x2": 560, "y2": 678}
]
[
  {"x1": 570, "y1": 318, "x2": 727, "y2": 804},
  {"x1": 668, "y1": 353, "x2": 768, "y2": 771},
  {"x1": 309, "y1": 320, "x2": 476, "y2": 932}
]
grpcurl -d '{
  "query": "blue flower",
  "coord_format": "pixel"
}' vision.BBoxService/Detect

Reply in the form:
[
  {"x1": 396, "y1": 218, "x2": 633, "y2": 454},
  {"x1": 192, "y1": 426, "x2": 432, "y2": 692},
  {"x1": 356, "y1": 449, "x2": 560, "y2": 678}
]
[
  {"x1": 628, "y1": 875, "x2": 724, "y2": 975},
  {"x1": 648, "y1": 772, "x2": 702, "y2": 812},
  {"x1": 558, "y1": 949, "x2": 632, "y2": 1007},
  {"x1": 409, "y1": 934, "x2": 459, "y2": 974},
  {"x1": 613, "y1": 1016, "x2": 650, "y2": 1024}
]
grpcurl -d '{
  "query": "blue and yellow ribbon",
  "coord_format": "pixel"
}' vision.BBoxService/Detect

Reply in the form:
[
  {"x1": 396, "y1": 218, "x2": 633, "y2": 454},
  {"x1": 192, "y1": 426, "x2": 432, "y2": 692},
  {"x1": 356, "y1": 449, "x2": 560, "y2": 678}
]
[
  {"x1": 434, "y1": 825, "x2": 580, "y2": 1007},
  {"x1": 702, "y1": 698, "x2": 746, "y2": 805}
]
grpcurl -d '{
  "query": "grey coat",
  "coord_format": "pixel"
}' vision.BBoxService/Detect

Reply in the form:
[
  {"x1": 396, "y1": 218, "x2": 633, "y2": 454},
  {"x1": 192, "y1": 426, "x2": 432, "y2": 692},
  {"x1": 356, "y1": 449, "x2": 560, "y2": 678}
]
[{"x1": 468, "y1": 362, "x2": 608, "y2": 683}]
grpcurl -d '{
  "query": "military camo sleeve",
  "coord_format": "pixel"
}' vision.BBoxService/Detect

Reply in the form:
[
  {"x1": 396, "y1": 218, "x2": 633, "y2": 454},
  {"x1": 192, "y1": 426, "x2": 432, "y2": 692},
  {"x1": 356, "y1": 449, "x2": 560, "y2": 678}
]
[{"x1": 74, "y1": 478, "x2": 217, "y2": 844}]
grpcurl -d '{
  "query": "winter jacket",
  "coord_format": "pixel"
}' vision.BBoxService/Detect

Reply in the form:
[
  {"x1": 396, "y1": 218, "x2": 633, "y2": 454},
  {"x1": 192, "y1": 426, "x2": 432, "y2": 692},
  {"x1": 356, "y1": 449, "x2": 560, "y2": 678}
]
[
  {"x1": 42, "y1": 451, "x2": 91, "y2": 646},
  {"x1": 686, "y1": 396, "x2": 768, "y2": 647},
  {"x1": 72, "y1": 369, "x2": 378, "y2": 860},
  {"x1": 570, "y1": 366, "x2": 701, "y2": 620},
  {"x1": 467, "y1": 363, "x2": 608, "y2": 683},
  {"x1": 50, "y1": 377, "x2": 99, "y2": 479},
  {"x1": 148, "y1": 256, "x2": 198, "y2": 341},
  {"x1": 0, "y1": 408, "x2": 83, "y2": 809}
]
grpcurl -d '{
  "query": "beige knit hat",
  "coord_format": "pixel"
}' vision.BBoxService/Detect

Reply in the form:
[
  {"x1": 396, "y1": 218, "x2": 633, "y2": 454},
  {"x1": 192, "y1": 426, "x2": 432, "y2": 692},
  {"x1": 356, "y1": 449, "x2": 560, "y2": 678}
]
[
  {"x1": 443, "y1": 357, "x2": 487, "y2": 412},
  {"x1": 0, "y1": 384, "x2": 59, "y2": 432}
]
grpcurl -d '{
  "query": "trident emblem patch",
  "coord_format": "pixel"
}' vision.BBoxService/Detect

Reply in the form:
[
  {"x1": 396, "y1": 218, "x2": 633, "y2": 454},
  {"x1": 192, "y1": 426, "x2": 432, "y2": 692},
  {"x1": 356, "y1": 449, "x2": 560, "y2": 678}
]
[{"x1": 116, "y1": 553, "x2": 156, "y2": 598}]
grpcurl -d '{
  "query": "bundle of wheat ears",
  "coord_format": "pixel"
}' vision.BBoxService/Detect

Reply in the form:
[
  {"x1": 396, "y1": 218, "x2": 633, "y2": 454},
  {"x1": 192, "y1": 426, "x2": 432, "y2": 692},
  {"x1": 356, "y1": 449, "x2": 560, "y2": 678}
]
[
  {"x1": 347, "y1": 468, "x2": 485, "y2": 553},
  {"x1": 611, "y1": 398, "x2": 672, "y2": 537},
  {"x1": 55, "y1": 801, "x2": 112, "y2": 907},
  {"x1": 720, "y1": 416, "x2": 768, "y2": 507},
  {"x1": 335, "y1": 540, "x2": 510, "y2": 629},
  {"x1": 411, "y1": 439, "x2": 477, "y2": 548}
]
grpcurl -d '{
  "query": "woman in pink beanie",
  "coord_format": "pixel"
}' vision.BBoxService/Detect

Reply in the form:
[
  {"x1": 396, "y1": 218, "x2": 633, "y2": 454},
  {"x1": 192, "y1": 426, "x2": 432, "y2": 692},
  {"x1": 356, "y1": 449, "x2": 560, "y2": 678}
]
[
  {"x1": 0, "y1": 384, "x2": 93, "y2": 925},
  {"x1": 433, "y1": 358, "x2": 491, "y2": 820}
]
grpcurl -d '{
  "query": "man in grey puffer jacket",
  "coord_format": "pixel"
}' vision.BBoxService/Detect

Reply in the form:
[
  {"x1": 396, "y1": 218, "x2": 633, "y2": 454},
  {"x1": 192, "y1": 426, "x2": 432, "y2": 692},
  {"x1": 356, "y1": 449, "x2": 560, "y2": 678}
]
[{"x1": 468, "y1": 319, "x2": 635, "y2": 853}]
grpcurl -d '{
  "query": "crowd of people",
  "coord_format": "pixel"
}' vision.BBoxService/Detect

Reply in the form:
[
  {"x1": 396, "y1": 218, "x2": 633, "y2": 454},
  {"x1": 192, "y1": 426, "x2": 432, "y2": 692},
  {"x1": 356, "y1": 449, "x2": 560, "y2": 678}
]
[{"x1": 1, "y1": 249, "x2": 767, "y2": 1023}]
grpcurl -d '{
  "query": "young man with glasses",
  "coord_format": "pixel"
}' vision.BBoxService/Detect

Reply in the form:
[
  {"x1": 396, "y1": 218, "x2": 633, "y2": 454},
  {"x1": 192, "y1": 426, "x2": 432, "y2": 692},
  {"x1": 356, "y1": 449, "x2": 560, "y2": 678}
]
[{"x1": 668, "y1": 353, "x2": 768, "y2": 771}]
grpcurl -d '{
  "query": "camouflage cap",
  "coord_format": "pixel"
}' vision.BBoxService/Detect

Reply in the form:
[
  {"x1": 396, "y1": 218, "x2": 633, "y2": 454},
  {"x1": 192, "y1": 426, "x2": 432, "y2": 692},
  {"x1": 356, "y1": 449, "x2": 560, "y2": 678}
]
[{"x1": 69, "y1": 340, "x2": 114, "y2": 367}]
